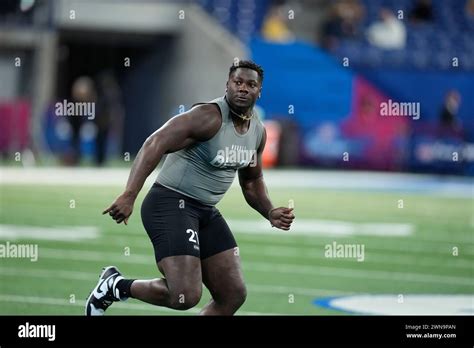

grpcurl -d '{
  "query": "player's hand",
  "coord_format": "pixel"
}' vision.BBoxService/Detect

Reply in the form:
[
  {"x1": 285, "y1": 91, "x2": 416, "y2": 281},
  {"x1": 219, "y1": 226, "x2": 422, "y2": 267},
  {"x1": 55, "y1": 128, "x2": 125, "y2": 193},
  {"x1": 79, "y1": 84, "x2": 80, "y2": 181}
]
[
  {"x1": 102, "y1": 192, "x2": 135, "y2": 225},
  {"x1": 269, "y1": 207, "x2": 295, "y2": 231}
]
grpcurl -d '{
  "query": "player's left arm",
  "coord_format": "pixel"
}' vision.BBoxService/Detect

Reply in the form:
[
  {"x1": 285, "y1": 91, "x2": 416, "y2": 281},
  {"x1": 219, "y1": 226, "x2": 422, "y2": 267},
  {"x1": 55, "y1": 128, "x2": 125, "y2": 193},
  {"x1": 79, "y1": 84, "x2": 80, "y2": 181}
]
[{"x1": 238, "y1": 128, "x2": 295, "y2": 230}]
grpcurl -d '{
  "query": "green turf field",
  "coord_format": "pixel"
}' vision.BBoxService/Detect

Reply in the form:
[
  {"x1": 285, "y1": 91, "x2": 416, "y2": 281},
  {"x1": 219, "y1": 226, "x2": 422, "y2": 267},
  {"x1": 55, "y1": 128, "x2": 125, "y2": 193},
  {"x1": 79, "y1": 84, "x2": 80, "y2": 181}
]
[{"x1": 0, "y1": 180, "x2": 473, "y2": 315}]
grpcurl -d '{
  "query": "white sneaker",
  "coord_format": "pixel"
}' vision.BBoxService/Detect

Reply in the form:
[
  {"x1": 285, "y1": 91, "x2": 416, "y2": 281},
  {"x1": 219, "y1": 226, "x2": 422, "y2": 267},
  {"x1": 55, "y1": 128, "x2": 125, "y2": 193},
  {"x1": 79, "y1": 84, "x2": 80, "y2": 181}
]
[{"x1": 85, "y1": 266, "x2": 125, "y2": 316}]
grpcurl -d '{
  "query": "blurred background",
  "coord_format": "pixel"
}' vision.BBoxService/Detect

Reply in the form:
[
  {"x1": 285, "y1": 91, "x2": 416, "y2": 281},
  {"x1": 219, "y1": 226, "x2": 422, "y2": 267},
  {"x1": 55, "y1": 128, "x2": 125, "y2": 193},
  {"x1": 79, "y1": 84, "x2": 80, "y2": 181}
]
[
  {"x1": 1, "y1": 0, "x2": 473, "y2": 173},
  {"x1": 0, "y1": 0, "x2": 473, "y2": 315}
]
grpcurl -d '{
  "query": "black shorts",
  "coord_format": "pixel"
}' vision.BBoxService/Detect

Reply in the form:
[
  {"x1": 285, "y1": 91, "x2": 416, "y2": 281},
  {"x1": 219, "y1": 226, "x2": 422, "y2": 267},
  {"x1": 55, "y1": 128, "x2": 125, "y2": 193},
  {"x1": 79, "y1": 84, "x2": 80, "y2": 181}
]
[{"x1": 141, "y1": 183, "x2": 237, "y2": 263}]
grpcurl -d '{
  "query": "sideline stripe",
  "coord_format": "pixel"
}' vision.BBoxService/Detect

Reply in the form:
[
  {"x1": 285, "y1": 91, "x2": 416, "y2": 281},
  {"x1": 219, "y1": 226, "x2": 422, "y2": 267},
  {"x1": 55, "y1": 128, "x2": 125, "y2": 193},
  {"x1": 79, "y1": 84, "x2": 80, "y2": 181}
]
[{"x1": 2, "y1": 168, "x2": 472, "y2": 197}]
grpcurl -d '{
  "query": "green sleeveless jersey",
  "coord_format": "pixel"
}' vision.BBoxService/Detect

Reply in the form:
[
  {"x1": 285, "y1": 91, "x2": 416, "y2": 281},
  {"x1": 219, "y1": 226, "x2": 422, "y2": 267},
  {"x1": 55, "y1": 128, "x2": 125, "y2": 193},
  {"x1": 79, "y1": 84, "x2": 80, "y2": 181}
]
[{"x1": 156, "y1": 96, "x2": 265, "y2": 206}]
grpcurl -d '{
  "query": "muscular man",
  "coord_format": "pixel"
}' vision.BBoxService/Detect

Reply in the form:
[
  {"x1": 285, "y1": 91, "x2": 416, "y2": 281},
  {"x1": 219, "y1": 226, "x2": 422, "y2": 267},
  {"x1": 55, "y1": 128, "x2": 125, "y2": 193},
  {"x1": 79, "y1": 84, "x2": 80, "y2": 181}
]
[{"x1": 85, "y1": 60, "x2": 295, "y2": 316}]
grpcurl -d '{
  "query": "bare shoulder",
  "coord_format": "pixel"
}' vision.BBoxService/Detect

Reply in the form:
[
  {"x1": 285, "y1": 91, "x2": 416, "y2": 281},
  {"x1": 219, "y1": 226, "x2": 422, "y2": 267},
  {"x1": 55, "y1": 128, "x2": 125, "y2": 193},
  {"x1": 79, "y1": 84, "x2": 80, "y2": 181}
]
[
  {"x1": 186, "y1": 103, "x2": 222, "y2": 141},
  {"x1": 188, "y1": 103, "x2": 221, "y2": 121}
]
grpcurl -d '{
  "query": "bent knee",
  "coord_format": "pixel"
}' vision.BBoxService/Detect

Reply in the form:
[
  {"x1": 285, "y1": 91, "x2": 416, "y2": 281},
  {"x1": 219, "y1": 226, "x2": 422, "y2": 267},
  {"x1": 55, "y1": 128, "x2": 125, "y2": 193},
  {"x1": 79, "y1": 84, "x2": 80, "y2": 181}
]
[
  {"x1": 169, "y1": 288, "x2": 202, "y2": 310},
  {"x1": 217, "y1": 283, "x2": 247, "y2": 309},
  {"x1": 233, "y1": 284, "x2": 247, "y2": 307}
]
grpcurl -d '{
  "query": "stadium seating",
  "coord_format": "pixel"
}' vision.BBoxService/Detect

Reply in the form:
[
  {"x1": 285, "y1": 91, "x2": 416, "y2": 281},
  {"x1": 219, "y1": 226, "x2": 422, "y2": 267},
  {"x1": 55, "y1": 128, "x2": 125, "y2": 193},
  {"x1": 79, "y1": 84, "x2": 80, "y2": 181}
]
[
  {"x1": 332, "y1": 0, "x2": 474, "y2": 70},
  {"x1": 197, "y1": 0, "x2": 270, "y2": 42},
  {"x1": 199, "y1": 0, "x2": 474, "y2": 71}
]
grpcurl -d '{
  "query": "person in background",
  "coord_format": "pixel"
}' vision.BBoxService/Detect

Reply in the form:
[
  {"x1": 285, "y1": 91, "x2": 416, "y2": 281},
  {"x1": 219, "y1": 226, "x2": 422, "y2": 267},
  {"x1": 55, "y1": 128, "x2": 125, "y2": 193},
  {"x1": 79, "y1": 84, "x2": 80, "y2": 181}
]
[
  {"x1": 261, "y1": 2, "x2": 294, "y2": 43},
  {"x1": 94, "y1": 71, "x2": 124, "y2": 166},
  {"x1": 366, "y1": 8, "x2": 406, "y2": 50},
  {"x1": 68, "y1": 76, "x2": 96, "y2": 165},
  {"x1": 439, "y1": 90, "x2": 463, "y2": 137},
  {"x1": 322, "y1": 0, "x2": 365, "y2": 50}
]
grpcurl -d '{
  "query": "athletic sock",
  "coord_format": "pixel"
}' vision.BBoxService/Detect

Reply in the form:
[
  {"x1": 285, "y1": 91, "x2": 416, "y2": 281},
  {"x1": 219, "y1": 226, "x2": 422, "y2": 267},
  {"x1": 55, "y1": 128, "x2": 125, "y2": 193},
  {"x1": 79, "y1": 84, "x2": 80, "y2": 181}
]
[{"x1": 116, "y1": 279, "x2": 136, "y2": 299}]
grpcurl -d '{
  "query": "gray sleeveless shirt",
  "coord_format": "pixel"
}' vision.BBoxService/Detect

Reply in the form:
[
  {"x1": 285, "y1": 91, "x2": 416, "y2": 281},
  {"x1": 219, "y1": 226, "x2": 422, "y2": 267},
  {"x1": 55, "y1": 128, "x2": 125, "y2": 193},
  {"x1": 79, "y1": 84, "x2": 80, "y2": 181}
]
[{"x1": 156, "y1": 96, "x2": 265, "y2": 206}]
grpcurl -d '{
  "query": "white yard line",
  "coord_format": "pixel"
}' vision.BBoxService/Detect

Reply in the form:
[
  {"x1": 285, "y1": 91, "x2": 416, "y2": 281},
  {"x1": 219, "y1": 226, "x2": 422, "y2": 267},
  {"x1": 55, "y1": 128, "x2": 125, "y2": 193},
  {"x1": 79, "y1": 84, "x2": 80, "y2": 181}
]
[
  {"x1": 227, "y1": 219, "x2": 415, "y2": 237},
  {"x1": 9, "y1": 247, "x2": 474, "y2": 286},
  {"x1": 233, "y1": 232, "x2": 474, "y2": 253},
  {"x1": 0, "y1": 267, "x2": 352, "y2": 297},
  {"x1": 0, "y1": 294, "x2": 284, "y2": 315},
  {"x1": 245, "y1": 262, "x2": 474, "y2": 287},
  {"x1": 45, "y1": 236, "x2": 473, "y2": 270},
  {"x1": 80, "y1": 217, "x2": 472, "y2": 247},
  {"x1": 6, "y1": 228, "x2": 470, "y2": 268},
  {"x1": 240, "y1": 245, "x2": 474, "y2": 270},
  {"x1": 0, "y1": 225, "x2": 99, "y2": 241},
  {"x1": 1, "y1": 221, "x2": 472, "y2": 247}
]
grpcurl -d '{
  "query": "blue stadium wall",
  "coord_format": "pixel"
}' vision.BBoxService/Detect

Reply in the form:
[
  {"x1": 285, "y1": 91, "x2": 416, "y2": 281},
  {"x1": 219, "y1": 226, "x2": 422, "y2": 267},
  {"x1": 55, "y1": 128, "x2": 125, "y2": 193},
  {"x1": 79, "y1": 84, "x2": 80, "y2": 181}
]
[{"x1": 251, "y1": 38, "x2": 474, "y2": 175}]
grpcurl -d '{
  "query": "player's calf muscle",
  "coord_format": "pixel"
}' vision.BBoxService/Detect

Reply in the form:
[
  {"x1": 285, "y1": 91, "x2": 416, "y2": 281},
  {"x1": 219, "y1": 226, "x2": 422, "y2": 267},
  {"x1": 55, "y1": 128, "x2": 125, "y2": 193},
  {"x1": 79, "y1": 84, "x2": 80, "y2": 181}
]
[
  {"x1": 130, "y1": 279, "x2": 169, "y2": 306},
  {"x1": 130, "y1": 278, "x2": 202, "y2": 310}
]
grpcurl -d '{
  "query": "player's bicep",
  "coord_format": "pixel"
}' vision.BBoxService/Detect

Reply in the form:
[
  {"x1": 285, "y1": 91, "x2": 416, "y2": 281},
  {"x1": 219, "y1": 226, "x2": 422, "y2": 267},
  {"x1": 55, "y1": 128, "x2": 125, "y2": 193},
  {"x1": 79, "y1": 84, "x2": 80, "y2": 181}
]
[
  {"x1": 159, "y1": 114, "x2": 197, "y2": 153},
  {"x1": 144, "y1": 114, "x2": 194, "y2": 154},
  {"x1": 145, "y1": 105, "x2": 219, "y2": 154}
]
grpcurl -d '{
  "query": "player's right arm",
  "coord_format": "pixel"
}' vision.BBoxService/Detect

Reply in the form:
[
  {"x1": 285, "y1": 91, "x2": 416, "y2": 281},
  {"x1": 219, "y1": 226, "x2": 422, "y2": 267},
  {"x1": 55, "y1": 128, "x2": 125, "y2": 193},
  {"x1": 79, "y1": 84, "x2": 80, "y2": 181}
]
[{"x1": 103, "y1": 104, "x2": 221, "y2": 224}]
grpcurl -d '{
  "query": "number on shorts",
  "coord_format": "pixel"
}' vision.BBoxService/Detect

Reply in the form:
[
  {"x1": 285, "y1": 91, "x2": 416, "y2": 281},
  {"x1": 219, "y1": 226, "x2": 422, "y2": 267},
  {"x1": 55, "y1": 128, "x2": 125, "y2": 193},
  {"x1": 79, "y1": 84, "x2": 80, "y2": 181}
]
[{"x1": 186, "y1": 229, "x2": 199, "y2": 245}]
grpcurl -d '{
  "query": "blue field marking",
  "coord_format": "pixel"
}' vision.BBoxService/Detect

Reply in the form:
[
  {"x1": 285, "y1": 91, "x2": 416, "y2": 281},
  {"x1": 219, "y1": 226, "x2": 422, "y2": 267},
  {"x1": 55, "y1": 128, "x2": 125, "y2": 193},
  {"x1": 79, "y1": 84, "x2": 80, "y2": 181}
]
[
  {"x1": 458, "y1": 308, "x2": 474, "y2": 314},
  {"x1": 313, "y1": 296, "x2": 360, "y2": 315},
  {"x1": 314, "y1": 294, "x2": 474, "y2": 315}
]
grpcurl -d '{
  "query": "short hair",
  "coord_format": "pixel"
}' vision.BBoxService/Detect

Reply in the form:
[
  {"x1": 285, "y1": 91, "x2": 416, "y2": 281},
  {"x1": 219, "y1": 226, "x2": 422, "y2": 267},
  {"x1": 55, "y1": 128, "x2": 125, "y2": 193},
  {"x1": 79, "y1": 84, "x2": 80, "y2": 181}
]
[{"x1": 229, "y1": 60, "x2": 264, "y2": 83}]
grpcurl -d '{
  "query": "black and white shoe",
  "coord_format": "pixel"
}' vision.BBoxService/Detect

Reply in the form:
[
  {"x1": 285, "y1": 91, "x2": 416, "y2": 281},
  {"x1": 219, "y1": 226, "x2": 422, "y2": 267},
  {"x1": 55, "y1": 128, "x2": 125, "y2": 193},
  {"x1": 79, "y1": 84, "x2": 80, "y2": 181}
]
[{"x1": 85, "y1": 266, "x2": 126, "y2": 316}]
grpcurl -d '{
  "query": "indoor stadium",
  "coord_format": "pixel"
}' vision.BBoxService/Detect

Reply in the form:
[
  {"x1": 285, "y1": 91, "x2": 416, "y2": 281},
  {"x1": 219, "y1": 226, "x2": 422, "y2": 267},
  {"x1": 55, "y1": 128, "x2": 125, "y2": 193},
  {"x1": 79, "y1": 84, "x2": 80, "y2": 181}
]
[{"x1": 0, "y1": 0, "x2": 473, "y2": 345}]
